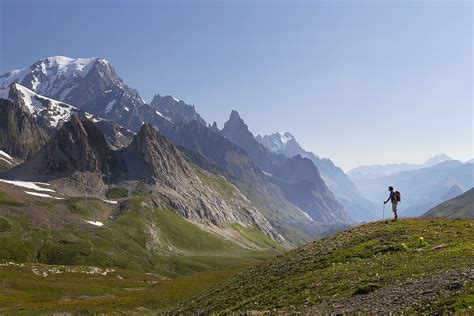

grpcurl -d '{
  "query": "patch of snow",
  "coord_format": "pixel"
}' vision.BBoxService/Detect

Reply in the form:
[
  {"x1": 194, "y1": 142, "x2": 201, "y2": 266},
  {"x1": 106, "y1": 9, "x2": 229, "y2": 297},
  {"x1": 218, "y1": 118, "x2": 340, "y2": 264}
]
[
  {"x1": 12, "y1": 83, "x2": 78, "y2": 128},
  {"x1": 0, "y1": 158, "x2": 11, "y2": 165},
  {"x1": 278, "y1": 131, "x2": 294, "y2": 145},
  {"x1": 155, "y1": 110, "x2": 164, "y2": 117},
  {"x1": 262, "y1": 170, "x2": 273, "y2": 177},
  {"x1": 104, "y1": 99, "x2": 116, "y2": 114},
  {"x1": 24, "y1": 191, "x2": 64, "y2": 199},
  {"x1": 31, "y1": 75, "x2": 39, "y2": 90},
  {"x1": 0, "y1": 151, "x2": 13, "y2": 160},
  {"x1": 85, "y1": 220, "x2": 104, "y2": 227},
  {"x1": 102, "y1": 199, "x2": 118, "y2": 204},
  {"x1": 124, "y1": 106, "x2": 129, "y2": 111},
  {"x1": 172, "y1": 96, "x2": 180, "y2": 102},
  {"x1": 0, "y1": 179, "x2": 55, "y2": 192}
]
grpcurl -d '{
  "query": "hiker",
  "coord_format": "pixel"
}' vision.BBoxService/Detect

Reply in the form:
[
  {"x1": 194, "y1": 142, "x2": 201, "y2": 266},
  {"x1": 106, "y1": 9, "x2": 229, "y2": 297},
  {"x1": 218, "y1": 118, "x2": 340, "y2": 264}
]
[{"x1": 384, "y1": 186, "x2": 399, "y2": 220}]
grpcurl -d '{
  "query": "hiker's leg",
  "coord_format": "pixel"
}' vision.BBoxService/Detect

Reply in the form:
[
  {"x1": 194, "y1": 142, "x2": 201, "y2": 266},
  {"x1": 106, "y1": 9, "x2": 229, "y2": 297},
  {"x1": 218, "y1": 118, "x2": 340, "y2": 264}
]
[{"x1": 392, "y1": 202, "x2": 398, "y2": 220}]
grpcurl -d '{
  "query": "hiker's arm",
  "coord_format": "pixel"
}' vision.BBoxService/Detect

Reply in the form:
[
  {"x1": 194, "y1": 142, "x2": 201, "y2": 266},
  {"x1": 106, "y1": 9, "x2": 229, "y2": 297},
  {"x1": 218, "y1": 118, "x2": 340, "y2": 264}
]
[{"x1": 384, "y1": 196, "x2": 390, "y2": 204}]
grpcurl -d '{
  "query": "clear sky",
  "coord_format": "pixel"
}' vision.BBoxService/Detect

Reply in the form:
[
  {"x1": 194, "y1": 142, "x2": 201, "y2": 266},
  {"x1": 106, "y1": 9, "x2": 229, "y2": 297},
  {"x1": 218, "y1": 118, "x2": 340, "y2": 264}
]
[{"x1": 1, "y1": 0, "x2": 472, "y2": 171}]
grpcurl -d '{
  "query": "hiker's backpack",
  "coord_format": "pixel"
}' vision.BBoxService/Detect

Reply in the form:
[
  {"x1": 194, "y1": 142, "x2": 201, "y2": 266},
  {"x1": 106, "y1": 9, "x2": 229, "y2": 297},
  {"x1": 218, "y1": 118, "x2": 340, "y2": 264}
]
[{"x1": 395, "y1": 191, "x2": 401, "y2": 202}]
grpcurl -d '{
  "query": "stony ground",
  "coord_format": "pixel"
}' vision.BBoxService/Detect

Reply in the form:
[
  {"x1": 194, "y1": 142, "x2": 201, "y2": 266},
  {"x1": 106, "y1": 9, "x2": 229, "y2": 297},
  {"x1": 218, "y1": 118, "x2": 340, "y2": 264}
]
[{"x1": 307, "y1": 268, "x2": 473, "y2": 314}]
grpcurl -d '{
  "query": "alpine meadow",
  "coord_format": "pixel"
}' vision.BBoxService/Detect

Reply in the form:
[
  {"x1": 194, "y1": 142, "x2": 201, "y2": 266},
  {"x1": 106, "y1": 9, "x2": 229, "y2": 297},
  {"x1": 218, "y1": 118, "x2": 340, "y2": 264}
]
[{"x1": 0, "y1": 0, "x2": 472, "y2": 314}]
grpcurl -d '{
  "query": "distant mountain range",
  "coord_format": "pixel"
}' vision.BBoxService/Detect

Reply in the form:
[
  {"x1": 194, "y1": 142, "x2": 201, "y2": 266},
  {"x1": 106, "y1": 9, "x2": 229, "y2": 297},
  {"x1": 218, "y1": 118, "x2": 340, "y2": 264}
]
[
  {"x1": 348, "y1": 153, "x2": 453, "y2": 177},
  {"x1": 256, "y1": 131, "x2": 379, "y2": 222},
  {"x1": 350, "y1": 159, "x2": 474, "y2": 217},
  {"x1": 422, "y1": 188, "x2": 473, "y2": 219}
]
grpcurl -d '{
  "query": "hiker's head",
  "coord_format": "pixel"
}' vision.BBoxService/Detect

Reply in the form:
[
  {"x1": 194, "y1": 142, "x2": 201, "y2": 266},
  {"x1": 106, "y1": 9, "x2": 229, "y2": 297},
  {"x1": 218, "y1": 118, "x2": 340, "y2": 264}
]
[{"x1": 388, "y1": 186, "x2": 393, "y2": 192}]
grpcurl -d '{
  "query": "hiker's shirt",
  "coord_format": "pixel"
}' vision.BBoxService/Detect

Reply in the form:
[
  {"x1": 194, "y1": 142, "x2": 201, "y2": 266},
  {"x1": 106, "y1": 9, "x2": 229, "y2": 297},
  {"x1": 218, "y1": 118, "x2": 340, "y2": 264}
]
[{"x1": 390, "y1": 191, "x2": 397, "y2": 204}]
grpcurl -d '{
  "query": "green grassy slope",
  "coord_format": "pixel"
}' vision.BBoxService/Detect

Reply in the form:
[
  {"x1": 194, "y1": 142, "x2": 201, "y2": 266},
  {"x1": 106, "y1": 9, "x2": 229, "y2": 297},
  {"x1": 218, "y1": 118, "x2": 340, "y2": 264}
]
[
  {"x1": 0, "y1": 174, "x2": 285, "y2": 314},
  {"x1": 0, "y1": 262, "x2": 245, "y2": 314},
  {"x1": 422, "y1": 188, "x2": 473, "y2": 219},
  {"x1": 0, "y1": 184, "x2": 281, "y2": 279},
  {"x1": 175, "y1": 219, "x2": 474, "y2": 314}
]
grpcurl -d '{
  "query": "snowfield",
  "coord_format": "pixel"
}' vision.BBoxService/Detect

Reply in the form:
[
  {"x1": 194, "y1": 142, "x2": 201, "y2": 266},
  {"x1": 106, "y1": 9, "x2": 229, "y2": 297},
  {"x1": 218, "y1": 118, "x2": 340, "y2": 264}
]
[
  {"x1": 24, "y1": 191, "x2": 64, "y2": 200},
  {"x1": 0, "y1": 179, "x2": 55, "y2": 192},
  {"x1": 0, "y1": 158, "x2": 11, "y2": 165},
  {"x1": 0, "y1": 150, "x2": 13, "y2": 160},
  {"x1": 0, "y1": 56, "x2": 98, "y2": 98},
  {"x1": 3, "y1": 83, "x2": 78, "y2": 128}
]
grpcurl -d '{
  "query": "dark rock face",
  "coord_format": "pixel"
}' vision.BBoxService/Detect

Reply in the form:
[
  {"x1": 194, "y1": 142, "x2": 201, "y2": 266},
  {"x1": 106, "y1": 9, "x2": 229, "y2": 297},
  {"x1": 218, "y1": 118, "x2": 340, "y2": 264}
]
[
  {"x1": 150, "y1": 94, "x2": 206, "y2": 126},
  {"x1": 3, "y1": 116, "x2": 111, "y2": 179},
  {"x1": 114, "y1": 123, "x2": 193, "y2": 186},
  {"x1": 92, "y1": 119, "x2": 134, "y2": 149},
  {"x1": 269, "y1": 155, "x2": 351, "y2": 224},
  {"x1": 43, "y1": 116, "x2": 111, "y2": 174},
  {"x1": 221, "y1": 110, "x2": 352, "y2": 224},
  {"x1": 222, "y1": 110, "x2": 283, "y2": 172},
  {"x1": 0, "y1": 99, "x2": 50, "y2": 160}
]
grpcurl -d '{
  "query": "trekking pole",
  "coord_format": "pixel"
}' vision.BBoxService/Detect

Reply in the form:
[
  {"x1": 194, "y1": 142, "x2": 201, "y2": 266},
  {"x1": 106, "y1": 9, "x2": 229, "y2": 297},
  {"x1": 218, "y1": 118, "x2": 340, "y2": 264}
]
[{"x1": 382, "y1": 202, "x2": 385, "y2": 221}]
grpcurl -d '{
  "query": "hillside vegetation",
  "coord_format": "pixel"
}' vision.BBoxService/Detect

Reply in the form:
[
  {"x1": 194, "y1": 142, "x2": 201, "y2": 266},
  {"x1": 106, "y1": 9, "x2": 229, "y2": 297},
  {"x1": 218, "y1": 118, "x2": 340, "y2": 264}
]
[
  {"x1": 176, "y1": 219, "x2": 474, "y2": 314},
  {"x1": 423, "y1": 188, "x2": 473, "y2": 219},
  {"x1": 0, "y1": 181, "x2": 281, "y2": 278}
]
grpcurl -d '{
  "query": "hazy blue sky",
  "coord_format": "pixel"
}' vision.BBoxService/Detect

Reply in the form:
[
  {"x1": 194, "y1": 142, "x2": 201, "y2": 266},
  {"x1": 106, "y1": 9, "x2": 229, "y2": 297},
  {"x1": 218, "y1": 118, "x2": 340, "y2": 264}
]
[{"x1": 1, "y1": 0, "x2": 472, "y2": 170}]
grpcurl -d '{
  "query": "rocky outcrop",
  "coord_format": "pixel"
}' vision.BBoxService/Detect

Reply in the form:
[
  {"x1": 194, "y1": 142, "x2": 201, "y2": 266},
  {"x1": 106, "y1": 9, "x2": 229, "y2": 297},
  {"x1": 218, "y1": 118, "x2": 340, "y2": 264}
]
[
  {"x1": 3, "y1": 116, "x2": 110, "y2": 180},
  {"x1": 0, "y1": 99, "x2": 49, "y2": 160}
]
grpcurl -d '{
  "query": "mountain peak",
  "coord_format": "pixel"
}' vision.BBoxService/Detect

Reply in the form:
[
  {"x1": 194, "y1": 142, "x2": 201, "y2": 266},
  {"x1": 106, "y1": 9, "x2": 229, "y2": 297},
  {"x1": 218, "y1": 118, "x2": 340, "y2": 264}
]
[
  {"x1": 0, "y1": 56, "x2": 100, "y2": 98},
  {"x1": 229, "y1": 110, "x2": 242, "y2": 121},
  {"x1": 276, "y1": 131, "x2": 295, "y2": 144},
  {"x1": 424, "y1": 153, "x2": 452, "y2": 167},
  {"x1": 222, "y1": 110, "x2": 250, "y2": 137},
  {"x1": 150, "y1": 93, "x2": 206, "y2": 126}
]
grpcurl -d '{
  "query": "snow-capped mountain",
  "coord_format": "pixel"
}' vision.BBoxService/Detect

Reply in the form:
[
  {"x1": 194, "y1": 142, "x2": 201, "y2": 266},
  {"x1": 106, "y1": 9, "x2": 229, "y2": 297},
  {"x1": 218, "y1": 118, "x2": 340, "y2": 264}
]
[
  {"x1": 0, "y1": 82, "x2": 133, "y2": 149},
  {"x1": 424, "y1": 154, "x2": 452, "y2": 167},
  {"x1": 0, "y1": 56, "x2": 97, "y2": 99},
  {"x1": 1, "y1": 82, "x2": 90, "y2": 129},
  {"x1": 0, "y1": 56, "x2": 169, "y2": 132},
  {"x1": 255, "y1": 132, "x2": 300, "y2": 155}
]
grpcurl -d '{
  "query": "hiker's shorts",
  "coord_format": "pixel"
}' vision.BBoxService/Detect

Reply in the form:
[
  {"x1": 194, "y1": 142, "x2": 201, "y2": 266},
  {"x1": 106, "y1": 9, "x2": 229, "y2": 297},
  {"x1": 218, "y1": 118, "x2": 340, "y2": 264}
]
[{"x1": 392, "y1": 202, "x2": 398, "y2": 213}]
